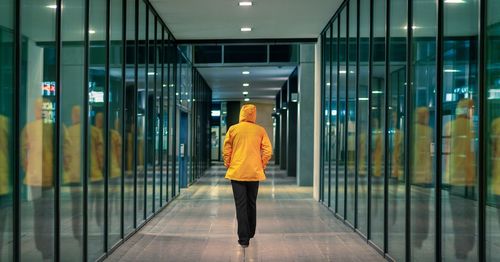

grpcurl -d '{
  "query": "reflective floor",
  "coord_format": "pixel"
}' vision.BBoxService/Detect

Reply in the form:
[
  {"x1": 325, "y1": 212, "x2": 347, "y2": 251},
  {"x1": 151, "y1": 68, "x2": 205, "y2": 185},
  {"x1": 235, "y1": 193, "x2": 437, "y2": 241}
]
[{"x1": 106, "y1": 164, "x2": 384, "y2": 262}]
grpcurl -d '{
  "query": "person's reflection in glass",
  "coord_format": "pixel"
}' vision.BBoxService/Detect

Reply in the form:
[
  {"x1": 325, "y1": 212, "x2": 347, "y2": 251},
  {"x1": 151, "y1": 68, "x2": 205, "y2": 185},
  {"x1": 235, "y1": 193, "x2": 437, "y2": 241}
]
[
  {"x1": 492, "y1": 116, "x2": 500, "y2": 228},
  {"x1": 90, "y1": 112, "x2": 104, "y2": 230},
  {"x1": 21, "y1": 98, "x2": 54, "y2": 260},
  {"x1": 64, "y1": 106, "x2": 83, "y2": 244},
  {"x1": 0, "y1": 114, "x2": 11, "y2": 255},
  {"x1": 411, "y1": 107, "x2": 433, "y2": 249},
  {"x1": 390, "y1": 111, "x2": 403, "y2": 225},
  {"x1": 444, "y1": 98, "x2": 476, "y2": 259},
  {"x1": 109, "y1": 118, "x2": 122, "y2": 222},
  {"x1": 372, "y1": 118, "x2": 383, "y2": 215}
]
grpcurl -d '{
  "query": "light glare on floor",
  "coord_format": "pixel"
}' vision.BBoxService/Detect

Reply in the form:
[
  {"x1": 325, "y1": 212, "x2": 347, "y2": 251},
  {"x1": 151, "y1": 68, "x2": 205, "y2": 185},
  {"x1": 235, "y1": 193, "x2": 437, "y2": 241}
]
[{"x1": 239, "y1": 1, "x2": 253, "y2": 6}]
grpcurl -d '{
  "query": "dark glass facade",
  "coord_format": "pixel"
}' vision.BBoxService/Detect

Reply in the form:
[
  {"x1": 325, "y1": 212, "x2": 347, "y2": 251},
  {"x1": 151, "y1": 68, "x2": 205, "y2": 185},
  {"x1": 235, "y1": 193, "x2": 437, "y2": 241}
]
[
  {"x1": 0, "y1": 0, "x2": 211, "y2": 261},
  {"x1": 319, "y1": 0, "x2": 499, "y2": 261}
]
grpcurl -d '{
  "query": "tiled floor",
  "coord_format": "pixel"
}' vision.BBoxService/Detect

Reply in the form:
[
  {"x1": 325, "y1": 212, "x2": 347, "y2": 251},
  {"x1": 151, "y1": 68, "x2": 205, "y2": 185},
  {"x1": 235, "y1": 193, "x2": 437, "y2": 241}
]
[{"x1": 106, "y1": 164, "x2": 385, "y2": 262}]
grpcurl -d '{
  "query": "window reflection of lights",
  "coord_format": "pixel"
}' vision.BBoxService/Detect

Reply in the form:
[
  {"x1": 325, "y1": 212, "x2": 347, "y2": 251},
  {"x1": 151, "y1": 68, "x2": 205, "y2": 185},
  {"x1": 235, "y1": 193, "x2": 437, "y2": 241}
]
[
  {"x1": 169, "y1": 84, "x2": 174, "y2": 87},
  {"x1": 327, "y1": 82, "x2": 331, "y2": 86},
  {"x1": 349, "y1": 71, "x2": 354, "y2": 74},
  {"x1": 46, "y1": 5, "x2": 58, "y2": 9},
  {"x1": 273, "y1": 107, "x2": 276, "y2": 111},
  {"x1": 331, "y1": 110, "x2": 337, "y2": 116},
  {"x1": 283, "y1": 106, "x2": 287, "y2": 110},
  {"x1": 403, "y1": 25, "x2": 420, "y2": 30},
  {"x1": 446, "y1": 93, "x2": 456, "y2": 102},
  {"x1": 148, "y1": 72, "x2": 155, "y2": 75},
  {"x1": 488, "y1": 89, "x2": 500, "y2": 100},
  {"x1": 339, "y1": 70, "x2": 347, "y2": 74},
  {"x1": 445, "y1": 0, "x2": 465, "y2": 3},
  {"x1": 359, "y1": 97, "x2": 369, "y2": 101},
  {"x1": 444, "y1": 69, "x2": 460, "y2": 73},
  {"x1": 372, "y1": 90, "x2": 383, "y2": 94},
  {"x1": 163, "y1": 84, "x2": 167, "y2": 87},
  {"x1": 89, "y1": 30, "x2": 96, "y2": 34},
  {"x1": 175, "y1": 92, "x2": 179, "y2": 96}
]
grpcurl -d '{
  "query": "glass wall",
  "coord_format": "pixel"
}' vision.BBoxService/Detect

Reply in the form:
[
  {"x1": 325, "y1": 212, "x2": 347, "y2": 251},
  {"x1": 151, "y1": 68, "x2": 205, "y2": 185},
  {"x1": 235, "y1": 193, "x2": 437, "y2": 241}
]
[
  {"x1": 0, "y1": 0, "x2": 14, "y2": 261},
  {"x1": 319, "y1": 0, "x2": 496, "y2": 260},
  {"x1": 0, "y1": 0, "x2": 212, "y2": 260}
]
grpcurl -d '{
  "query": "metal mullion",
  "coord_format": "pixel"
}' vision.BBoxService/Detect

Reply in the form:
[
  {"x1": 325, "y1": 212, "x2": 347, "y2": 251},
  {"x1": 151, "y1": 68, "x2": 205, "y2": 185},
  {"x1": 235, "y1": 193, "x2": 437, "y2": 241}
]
[
  {"x1": 354, "y1": 0, "x2": 360, "y2": 229},
  {"x1": 405, "y1": 0, "x2": 413, "y2": 259},
  {"x1": 345, "y1": 3, "x2": 349, "y2": 221},
  {"x1": 435, "y1": 0, "x2": 444, "y2": 260},
  {"x1": 165, "y1": 35, "x2": 170, "y2": 202},
  {"x1": 152, "y1": 14, "x2": 157, "y2": 213},
  {"x1": 104, "y1": 0, "x2": 111, "y2": 253},
  {"x1": 159, "y1": 23, "x2": 164, "y2": 206},
  {"x1": 319, "y1": 33, "x2": 325, "y2": 203},
  {"x1": 13, "y1": 0, "x2": 21, "y2": 259},
  {"x1": 55, "y1": 0, "x2": 62, "y2": 260},
  {"x1": 335, "y1": 16, "x2": 341, "y2": 215},
  {"x1": 328, "y1": 28, "x2": 333, "y2": 208},
  {"x1": 172, "y1": 47, "x2": 177, "y2": 198},
  {"x1": 144, "y1": 6, "x2": 149, "y2": 220},
  {"x1": 383, "y1": 0, "x2": 390, "y2": 254},
  {"x1": 367, "y1": 0, "x2": 374, "y2": 240},
  {"x1": 133, "y1": 0, "x2": 139, "y2": 228},
  {"x1": 120, "y1": 0, "x2": 126, "y2": 240},
  {"x1": 477, "y1": 0, "x2": 486, "y2": 260},
  {"x1": 83, "y1": 0, "x2": 90, "y2": 259}
]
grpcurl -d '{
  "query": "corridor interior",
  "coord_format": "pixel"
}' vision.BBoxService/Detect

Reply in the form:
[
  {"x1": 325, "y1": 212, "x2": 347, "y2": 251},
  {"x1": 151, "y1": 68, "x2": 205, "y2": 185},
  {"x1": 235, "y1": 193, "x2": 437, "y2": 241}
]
[{"x1": 106, "y1": 164, "x2": 383, "y2": 262}]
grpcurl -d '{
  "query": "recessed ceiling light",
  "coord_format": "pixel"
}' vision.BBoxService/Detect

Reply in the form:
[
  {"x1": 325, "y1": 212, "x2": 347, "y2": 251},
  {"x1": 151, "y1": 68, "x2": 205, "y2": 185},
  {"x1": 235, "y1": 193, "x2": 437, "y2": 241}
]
[
  {"x1": 243, "y1": 91, "x2": 249, "y2": 95},
  {"x1": 148, "y1": 72, "x2": 155, "y2": 76},
  {"x1": 241, "y1": 27, "x2": 252, "y2": 32},
  {"x1": 243, "y1": 83, "x2": 250, "y2": 87},
  {"x1": 242, "y1": 71, "x2": 250, "y2": 75},
  {"x1": 444, "y1": 69, "x2": 460, "y2": 73},
  {"x1": 339, "y1": 70, "x2": 347, "y2": 74},
  {"x1": 244, "y1": 98, "x2": 250, "y2": 102},
  {"x1": 445, "y1": 0, "x2": 465, "y2": 3},
  {"x1": 89, "y1": 30, "x2": 96, "y2": 34},
  {"x1": 46, "y1": 5, "x2": 58, "y2": 9},
  {"x1": 239, "y1": 1, "x2": 253, "y2": 6}
]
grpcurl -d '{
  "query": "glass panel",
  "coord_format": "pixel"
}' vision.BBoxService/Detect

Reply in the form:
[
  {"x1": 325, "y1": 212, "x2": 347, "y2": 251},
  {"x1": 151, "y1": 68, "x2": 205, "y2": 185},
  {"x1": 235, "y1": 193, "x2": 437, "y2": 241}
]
[
  {"x1": 88, "y1": 0, "x2": 107, "y2": 259},
  {"x1": 357, "y1": 0, "x2": 370, "y2": 236},
  {"x1": 20, "y1": 1, "x2": 56, "y2": 260},
  {"x1": 346, "y1": 0, "x2": 357, "y2": 224},
  {"x1": 442, "y1": 0, "x2": 479, "y2": 260},
  {"x1": 108, "y1": 0, "x2": 124, "y2": 247},
  {"x1": 194, "y1": 45, "x2": 222, "y2": 64},
  {"x1": 0, "y1": 0, "x2": 14, "y2": 260},
  {"x1": 136, "y1": 0, "x2": 146, "y2": 224},
  {"x1": 324, "y1": 28, "x2": 331, "y2": 206},
  {"x1": 155, "y1": 21, "x2": 162, "y2": 210},
  {"x1": 124, "y1": 0, "x2": 136, "y2": 235},
  {"x1": 169, "y1": 40, "x2": 176, "y2": 199},
  {"x1": 411, "y1": 0, "x2": 437, "y2": 259},
  {"x1": 338, "y1": 9, "x2": 347, "y2": 218},
  {"x1": 330, "y1": 19, "x2": 338, "y2": 211},
  {"x1": 60, "y1": 0, "x2": 85, "y2": 259},
  {"x1": 223, "y1": 45, "x2": 267, "y2": 63},
  {"x1": 486, "y1": 0, "x2": 500, "y2": 260},
  {"x1": 370, "y1": 0, "x2": 386, "y2": 247},
  {"x1": 387, "y1": 0, "x2": 407, "y2": 259},
  {"x1": 146, "y1": 9, "x2": 154, "y2": 217},
  {"x1": 269, "y1": 44, "x2": 299, "y2": 63}
]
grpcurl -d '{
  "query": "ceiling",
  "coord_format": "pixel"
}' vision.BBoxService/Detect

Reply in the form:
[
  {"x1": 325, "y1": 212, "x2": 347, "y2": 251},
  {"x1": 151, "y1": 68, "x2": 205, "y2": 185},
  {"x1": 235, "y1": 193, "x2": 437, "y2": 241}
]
[
  {"x1": 150, "y1": 0, "x2": 342, "y2": 40},
  {"x1": 197, "y1": 66, "x2": 296, "y2": 101}
]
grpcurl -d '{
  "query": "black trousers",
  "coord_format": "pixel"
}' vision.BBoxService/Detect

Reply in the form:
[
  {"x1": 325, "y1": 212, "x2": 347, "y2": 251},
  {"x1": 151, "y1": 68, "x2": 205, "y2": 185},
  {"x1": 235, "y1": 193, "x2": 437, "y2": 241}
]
[{"x1": 231, "y1": 180, "x2": 259, "y2": 243}]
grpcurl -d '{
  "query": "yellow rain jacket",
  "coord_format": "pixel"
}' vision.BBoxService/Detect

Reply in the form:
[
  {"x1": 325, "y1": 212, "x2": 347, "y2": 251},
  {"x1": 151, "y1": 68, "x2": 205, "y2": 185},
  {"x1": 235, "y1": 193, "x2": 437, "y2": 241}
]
[
  {"x1": 64, "y1": 123, "x2": 82, "y2": 184},
  {"x1": 109, "y1": 129, "x2": 122, "y2": 179},
  {"x1": 0, "y1": 115, "x2": 11, "y2": 195},
  {"x1": 223, "y1": 104, "x2": 273, "y2": 181},
  {"x1": 90, "y1": 126, "x2": 104, "y2": 182},
  {"x1": 411, "y1": 108, "x2": 433, "y2": 185}
]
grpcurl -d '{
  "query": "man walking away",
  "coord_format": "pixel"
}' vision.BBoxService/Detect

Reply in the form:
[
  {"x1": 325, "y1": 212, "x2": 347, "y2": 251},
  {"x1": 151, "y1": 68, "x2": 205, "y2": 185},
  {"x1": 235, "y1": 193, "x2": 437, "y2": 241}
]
[{"x1": 223, "y1": 104, "x2": 272, "y2": 248}]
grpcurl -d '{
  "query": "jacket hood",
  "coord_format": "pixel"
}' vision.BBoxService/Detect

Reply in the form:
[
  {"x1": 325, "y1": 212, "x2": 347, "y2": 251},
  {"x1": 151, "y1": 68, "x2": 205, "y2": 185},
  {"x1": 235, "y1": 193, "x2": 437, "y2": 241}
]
[{"x1": 239, "y1": 104, "x2": 257, "y2": 123}]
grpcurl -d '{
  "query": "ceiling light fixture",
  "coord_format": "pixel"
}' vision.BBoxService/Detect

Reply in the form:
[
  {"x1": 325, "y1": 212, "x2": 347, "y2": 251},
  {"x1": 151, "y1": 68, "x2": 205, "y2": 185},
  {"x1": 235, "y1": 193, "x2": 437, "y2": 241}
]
[
  {"x1": 241, "y1": 27, "x2": 252, "y2": 32},
  {"x1": 242, "y1": 71, "x2": 250, "y2": 75},
  {"x1": 239, "y1": 1, "x2": 253, "y2": 6},
  {"x1": 244, "y1": 98, "x2": 250, "y2": 102},
  {"x1": 339, "y1": 70, "x2": 347, "y2": 74},
  {"x1": 444, "y1": 69, "x2": 460, "y2": 73},
  {"x1": 444, "y1": 0, "x2": 465, "y2": 3},
  {"x1": 243, "y1": 91, "x2": 249, "y2": 95},
  {"x1": 89, "y1": 30, "x2": 96, "y2": 34},
  {"x1": 243, "y1": 83, "x2": 250, "y2": 87}
]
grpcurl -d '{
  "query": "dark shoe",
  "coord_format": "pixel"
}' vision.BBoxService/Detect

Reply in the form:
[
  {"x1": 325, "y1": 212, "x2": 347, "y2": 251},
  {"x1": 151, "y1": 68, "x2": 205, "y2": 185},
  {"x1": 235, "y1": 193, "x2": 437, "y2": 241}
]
[{"x1": 238, "y1": 240, "x2": 249, "y2": 248}]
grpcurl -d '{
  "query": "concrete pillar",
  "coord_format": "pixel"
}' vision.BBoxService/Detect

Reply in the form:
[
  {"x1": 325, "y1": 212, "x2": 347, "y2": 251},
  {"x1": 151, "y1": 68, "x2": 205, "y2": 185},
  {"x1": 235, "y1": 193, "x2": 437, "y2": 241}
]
[
  {"x1": 297, "y1": 44, "x2": 316, "y2": 186},
  {"x1": 313, "y1": 40, "x2": 322, "y2": 200}
]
